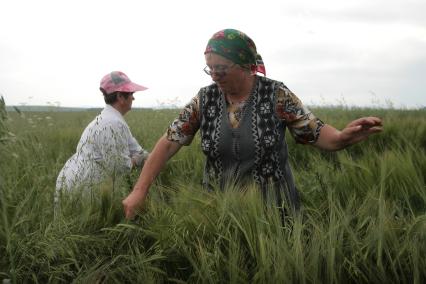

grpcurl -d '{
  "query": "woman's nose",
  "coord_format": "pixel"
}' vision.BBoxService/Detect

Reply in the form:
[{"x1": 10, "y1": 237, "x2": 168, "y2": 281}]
[{"x1": 211, "y1": 72, "x2": 224, "y2": 81}]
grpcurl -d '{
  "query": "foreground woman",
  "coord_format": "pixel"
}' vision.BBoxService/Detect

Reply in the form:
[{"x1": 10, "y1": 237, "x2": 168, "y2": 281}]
[{"x1": 123, "y1": 29, "x2": 383, "y2": 219}]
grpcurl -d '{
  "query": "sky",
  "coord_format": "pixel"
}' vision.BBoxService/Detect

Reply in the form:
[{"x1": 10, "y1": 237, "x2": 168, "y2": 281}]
[{"x1": 1, "y1": 0, "x2": 425, "y2": 109}]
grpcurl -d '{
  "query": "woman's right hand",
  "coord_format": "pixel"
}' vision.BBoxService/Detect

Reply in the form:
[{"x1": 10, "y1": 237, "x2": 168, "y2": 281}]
[
  {"x1": 123, "y1": 136, "x2": 183, "y2": 219},
  {"x1": 122, "y1": 189, "x2": 146, "y2": 219}
]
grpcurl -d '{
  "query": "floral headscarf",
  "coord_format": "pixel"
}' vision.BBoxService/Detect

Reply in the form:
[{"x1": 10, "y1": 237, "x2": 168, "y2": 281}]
[{"x1": 204, "y1": 29, "x2": 266, "y2": 76}]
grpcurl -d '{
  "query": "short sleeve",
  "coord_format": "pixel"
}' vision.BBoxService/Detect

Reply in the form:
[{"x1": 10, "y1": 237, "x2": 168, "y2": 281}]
[
  {"x1": 275, "y1": 85, "x2": 324, "y2": 144},
  {"x1": 166, "y1": 95, "x2": 201, "y2": 145}
]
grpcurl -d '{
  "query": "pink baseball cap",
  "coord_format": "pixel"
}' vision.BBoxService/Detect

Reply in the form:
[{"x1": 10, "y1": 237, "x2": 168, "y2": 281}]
[{"x1": 100, "y1": 71, "x2": 148, "y2": 95}]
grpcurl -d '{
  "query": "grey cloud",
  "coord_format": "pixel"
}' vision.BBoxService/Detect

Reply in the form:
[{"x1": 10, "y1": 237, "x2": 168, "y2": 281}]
[
  {"x1": 266, "y1": 37, "x2": 426, "y2": 108},
  {"x1": 331, "y1": 2, "x2": 426, "y2": 26},
  {"x1": 268, "y1": 44, "x2": 361, "y2": 66},
  {"x1": 277, "y1": 1, "x2": 426, "y2": 29}
]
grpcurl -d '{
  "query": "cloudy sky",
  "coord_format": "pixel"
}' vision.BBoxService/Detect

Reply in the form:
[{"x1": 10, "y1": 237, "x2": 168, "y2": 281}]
[{"x1": 1, "y1": 0, "x2": 425, "y2": 109}]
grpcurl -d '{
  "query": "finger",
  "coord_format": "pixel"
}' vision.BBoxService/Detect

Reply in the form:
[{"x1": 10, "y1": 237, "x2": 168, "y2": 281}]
[
  {"x1": 342, "y1": 124, "x2": 374, "y2": 141},
  {"x1": 364, "y1": 117, "x2": 383, "y2": 126},
  {"x1": 365, "y1": 126, "x2": 383, "y2": 133},
  {"x1": 122, "y1": 201, "x2": 133, "y2": 220},
  {"x1": 353, "y1": 117, "x2": 382, "y2": 128},
  {"x1": 125, "y1": 208, "x2": 135, "y2": 220},
  {"x1": 344, "y1": 125, "x2": 363, "y2": 135}
]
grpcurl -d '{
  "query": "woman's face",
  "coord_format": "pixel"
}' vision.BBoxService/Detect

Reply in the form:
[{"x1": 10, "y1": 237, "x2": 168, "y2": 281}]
[
  {"x1": 117, "y1": 92, "x2": 134, "y2": 114},
  {"x1": 204, "y1": 53, "x2": 248, "y2": 96}
]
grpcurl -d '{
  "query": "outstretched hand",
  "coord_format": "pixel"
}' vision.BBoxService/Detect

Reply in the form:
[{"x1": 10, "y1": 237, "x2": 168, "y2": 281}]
[{"x1": 340, "y1": 116, "x2": 383, "y2": 146}]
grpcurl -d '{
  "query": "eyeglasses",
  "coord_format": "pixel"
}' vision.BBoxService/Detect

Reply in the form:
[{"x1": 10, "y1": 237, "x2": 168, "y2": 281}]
[{"x1": 203, "y1": 63, "x2": 236, "y2": 76}]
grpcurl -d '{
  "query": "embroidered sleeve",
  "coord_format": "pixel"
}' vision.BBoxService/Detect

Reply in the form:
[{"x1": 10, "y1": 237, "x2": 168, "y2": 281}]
[
  {"x1": 166, "y1": 95, "x2": 201, "y2": 145},
  {"x1": 275, "y1": 85, "x2": 324, "y2": 144}
]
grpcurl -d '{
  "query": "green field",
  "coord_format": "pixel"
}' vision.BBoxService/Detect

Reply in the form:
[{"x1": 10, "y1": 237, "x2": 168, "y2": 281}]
[{"x1": 1, "y1": 99, "x2": 425, "y2": 283}]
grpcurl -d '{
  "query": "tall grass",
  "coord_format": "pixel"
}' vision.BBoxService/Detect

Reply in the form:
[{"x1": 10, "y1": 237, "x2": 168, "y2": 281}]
[{"x1": 0, "y1": 105, "x2": 425, "y2": 283}]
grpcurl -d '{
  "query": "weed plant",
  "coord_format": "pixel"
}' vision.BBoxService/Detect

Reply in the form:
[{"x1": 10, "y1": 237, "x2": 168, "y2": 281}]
[{"x1": 0, "y1": 105, "x2": 425, "y2": 283}]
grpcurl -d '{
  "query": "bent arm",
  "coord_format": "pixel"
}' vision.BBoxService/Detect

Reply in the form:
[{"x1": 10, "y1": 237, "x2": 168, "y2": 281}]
[
  {"x1": 314, "y1": 117, "x2": 383, "y2": 151},
  {"x1": 122, "y1": 135, "x2": 182, "y2": 219}
]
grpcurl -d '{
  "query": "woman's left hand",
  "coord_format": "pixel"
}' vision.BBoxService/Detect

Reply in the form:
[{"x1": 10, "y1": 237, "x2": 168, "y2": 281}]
[
  {"x1": 340, "y1": 116, "x2": 383, "y2": 146},
  {"x1": 315, "y1": 116, "x2": 383, "y2": 151}
]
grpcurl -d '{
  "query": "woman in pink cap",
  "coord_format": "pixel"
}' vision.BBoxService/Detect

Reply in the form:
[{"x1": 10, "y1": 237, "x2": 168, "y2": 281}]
[{"x1": 55, "y1": 71, "x2": 150, "y2": 212}]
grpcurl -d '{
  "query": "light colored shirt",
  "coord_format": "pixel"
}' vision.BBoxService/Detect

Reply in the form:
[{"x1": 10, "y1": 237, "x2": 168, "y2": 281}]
[{"x1": 55, "y1": 105, "x2": 144, "y2": 192}]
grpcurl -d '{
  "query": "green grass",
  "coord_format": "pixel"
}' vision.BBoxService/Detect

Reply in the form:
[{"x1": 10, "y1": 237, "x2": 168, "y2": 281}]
[{"x1": 1, "y1": 104, "x2": 425, "y2": 283}]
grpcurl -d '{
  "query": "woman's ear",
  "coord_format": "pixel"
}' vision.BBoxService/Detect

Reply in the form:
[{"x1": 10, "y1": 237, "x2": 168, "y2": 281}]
[
  {"x1": 250, "y1": 65, "x2": 257, "y2": 75},
  {"x1": 116, "y1": 93, "x2": 125, "y2": 103}
]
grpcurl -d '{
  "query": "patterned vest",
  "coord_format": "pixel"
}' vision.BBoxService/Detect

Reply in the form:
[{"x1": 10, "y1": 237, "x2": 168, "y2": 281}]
[{"x1": 199, "y1": 76, "x2": 300, "y2": 209}]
